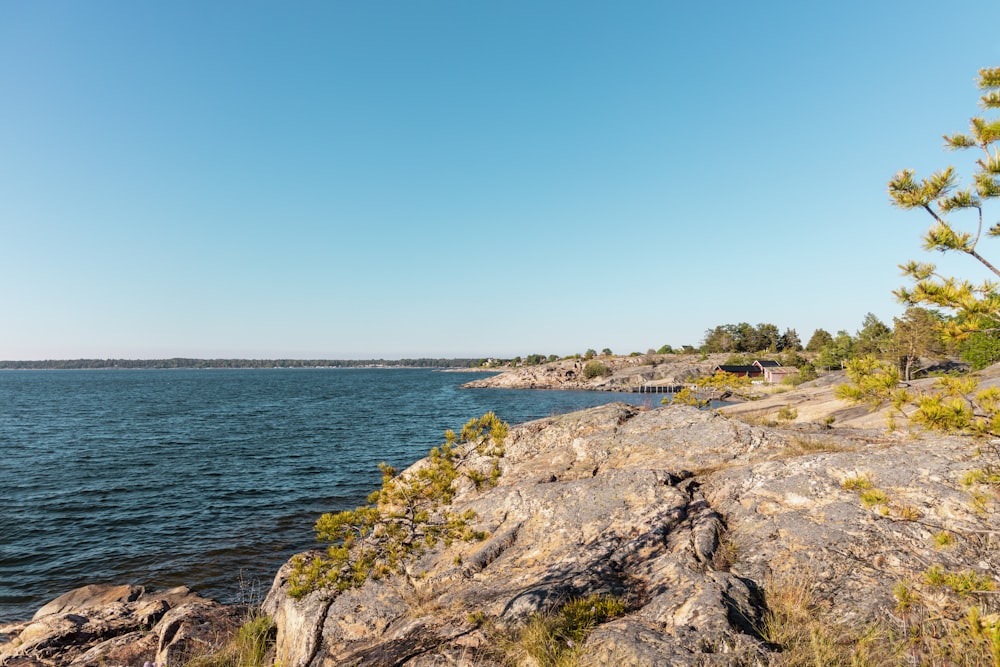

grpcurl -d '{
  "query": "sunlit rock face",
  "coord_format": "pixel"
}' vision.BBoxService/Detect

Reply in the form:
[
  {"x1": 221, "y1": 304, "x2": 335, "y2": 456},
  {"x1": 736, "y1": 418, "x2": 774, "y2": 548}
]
[
  {"x1": 264, "y1": 403, "x2": 997, "y2": 666},
  {"x1": 6, "y1": 399, "x2": 996, "y2": 666},
  {"x1": 0, "y1": 584, "x2": 242, "y2": 667}
]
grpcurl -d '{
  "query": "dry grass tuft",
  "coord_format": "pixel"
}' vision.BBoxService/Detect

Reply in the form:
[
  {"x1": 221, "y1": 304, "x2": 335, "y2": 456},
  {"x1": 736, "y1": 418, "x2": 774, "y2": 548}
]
[
  {"x1": 760, "y1": 572, "x2": 903, "y2": 666},
  {"x1": 184, "y1": 610, "x2": 275, "y2": 667},
  {"x1": 761, "y1": 568, "x2": 1000, "y2": 666},
  {"x1": 488, "y1": 593, "x2": 627, "y2": 667}
]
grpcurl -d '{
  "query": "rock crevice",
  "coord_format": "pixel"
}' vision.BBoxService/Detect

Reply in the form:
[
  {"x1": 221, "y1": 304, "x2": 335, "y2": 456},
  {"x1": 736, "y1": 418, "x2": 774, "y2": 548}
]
[
  {"x1": 260, "y1": 403, "x2": 998, "y2": 666},
  {"x1": 260, "y1": 405, "x2": 792, "y2": 665}
]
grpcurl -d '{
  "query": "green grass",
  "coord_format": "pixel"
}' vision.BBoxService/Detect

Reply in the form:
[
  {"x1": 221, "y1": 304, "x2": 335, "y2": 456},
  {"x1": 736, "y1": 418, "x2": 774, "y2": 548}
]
[
  {"x1": 494, "y1": 594, "x2": 627, "y2": 667},
  {"x1": 185, "y1": 611, "x2": 275, "y2": 667},
  {"x1": 841, "y1": 474, "x2": 874, "y2": 491},
  {"x1": 933, "y1": 531, "x2": 955, "y2": 548},
  {"x1": 859, "y1": 488, "x2": 888, "y2": 508}
]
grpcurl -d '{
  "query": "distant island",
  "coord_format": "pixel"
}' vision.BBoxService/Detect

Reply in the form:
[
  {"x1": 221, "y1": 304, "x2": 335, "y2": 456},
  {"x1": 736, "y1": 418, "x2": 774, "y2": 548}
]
[{"x1": 0, "y1": 358, "x2": 486, "y2": 370}]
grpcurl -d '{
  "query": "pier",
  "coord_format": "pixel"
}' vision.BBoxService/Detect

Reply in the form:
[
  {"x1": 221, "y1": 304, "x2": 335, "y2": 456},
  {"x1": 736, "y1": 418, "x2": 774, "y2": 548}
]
[{"x1": 628, "y1": 384, "x2": 684, "y2": 394}]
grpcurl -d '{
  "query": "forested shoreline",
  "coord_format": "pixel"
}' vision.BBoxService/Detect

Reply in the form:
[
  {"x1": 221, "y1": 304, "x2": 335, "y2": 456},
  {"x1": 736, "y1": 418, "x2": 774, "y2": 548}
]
[{"x1": 0, "y1": 358, "x2": 483, "y2": 370}]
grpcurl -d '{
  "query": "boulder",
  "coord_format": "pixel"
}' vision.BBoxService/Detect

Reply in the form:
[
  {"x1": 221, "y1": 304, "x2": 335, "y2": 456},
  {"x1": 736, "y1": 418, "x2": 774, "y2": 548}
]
[{"x1": 0, "y1": 585, "x2": 241, "y2": 667}]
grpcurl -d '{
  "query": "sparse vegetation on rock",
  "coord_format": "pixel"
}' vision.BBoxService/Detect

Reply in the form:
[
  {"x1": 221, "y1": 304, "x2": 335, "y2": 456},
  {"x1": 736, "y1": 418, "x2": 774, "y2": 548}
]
[
  {"x1": 251, "y1": 397, "x2": 1000, "y2": 666},
  {"x1": 486, "y1": 593, "x2": 628, "y2": 667},
  {"x1": 581, "y1": 360, "x2": 610, "y2": 379},
  {"x1": 287, "y1": 412, "x2": 508, "y2": 598}
]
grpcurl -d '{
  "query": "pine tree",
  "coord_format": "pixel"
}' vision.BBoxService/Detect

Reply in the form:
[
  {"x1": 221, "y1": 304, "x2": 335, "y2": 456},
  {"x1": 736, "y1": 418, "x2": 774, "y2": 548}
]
[
  {"x1": 891, "y1": 307, "x2": 946, "y2": 381},
  {"x1": 855, "y1": 313, "x2": 893, "y2": 358},
  {"x1": 889, "y1": 67, "x2": 1000, "y2": 340},
  {"x1": 805, "y1": 328, "x2": 833, "y2": 352}
]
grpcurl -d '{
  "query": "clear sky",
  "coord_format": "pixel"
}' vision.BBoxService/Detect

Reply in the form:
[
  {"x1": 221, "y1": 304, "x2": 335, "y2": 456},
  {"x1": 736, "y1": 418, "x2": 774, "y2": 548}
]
[{"x1": 2, "y1": 2, "x2": 999, "y2": 360}]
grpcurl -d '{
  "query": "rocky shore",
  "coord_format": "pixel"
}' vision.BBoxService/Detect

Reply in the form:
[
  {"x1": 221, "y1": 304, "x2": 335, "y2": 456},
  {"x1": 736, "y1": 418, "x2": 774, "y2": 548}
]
[
  {"x1": 461, "y1": 354, "x2": 732, "y2": 392},
  {"x1": 0, "y1": 585, "x2": 243, "y2": 667},
  {"x1": 4, "y1": 371, "x2": 1000, "y2": 665}
]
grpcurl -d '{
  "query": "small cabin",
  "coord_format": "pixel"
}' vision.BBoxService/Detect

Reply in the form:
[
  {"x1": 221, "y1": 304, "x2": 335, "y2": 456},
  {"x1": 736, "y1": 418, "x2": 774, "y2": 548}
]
[
  {"x1": 763, "y1": 366, "x2": 799, "y2": 384},
  {"x1": 713, "y1": 364, "x2": 762, "y2": 378},
  {"x1": 713, "y1": 359, "x2": 783, "y2": 380}
]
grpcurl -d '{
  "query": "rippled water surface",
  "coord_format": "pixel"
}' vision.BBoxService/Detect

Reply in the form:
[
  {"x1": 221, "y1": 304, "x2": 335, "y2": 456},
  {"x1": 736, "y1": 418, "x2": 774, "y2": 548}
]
[{"x1": 0, "y1": 368, "x2": 661, "y2": 621}]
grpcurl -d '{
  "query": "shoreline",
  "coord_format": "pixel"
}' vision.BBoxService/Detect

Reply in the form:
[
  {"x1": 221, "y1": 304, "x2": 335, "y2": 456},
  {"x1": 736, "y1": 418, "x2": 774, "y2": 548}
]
[
  {"x1": 9, "y1": 389, "x2": 997, "y2": 665},
  {"x1": 0, "y1": 369, "x2": 666, "y2": 628}
]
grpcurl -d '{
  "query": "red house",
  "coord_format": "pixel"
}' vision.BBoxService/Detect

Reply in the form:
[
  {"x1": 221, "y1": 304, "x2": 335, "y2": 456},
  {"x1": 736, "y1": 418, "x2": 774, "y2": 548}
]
[{"x1": 713, "y1": 359, "x2": 782, "y2": 379}]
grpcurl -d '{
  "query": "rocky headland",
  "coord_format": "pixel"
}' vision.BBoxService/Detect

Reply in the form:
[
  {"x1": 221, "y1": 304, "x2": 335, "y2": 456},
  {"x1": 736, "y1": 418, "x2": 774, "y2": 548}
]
[
  {"x1": 462, "y1": 354, "x2": 733, "y2": 392},
  {"x1": 4, "y1": 369, "x2": 1000, "y2": 665}
]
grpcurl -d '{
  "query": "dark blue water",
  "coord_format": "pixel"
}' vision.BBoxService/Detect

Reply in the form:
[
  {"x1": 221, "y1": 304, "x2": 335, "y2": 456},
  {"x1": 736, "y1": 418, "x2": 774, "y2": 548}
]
[{"x1": 0, "y1": 368, "x2": 662, "y2": 622}]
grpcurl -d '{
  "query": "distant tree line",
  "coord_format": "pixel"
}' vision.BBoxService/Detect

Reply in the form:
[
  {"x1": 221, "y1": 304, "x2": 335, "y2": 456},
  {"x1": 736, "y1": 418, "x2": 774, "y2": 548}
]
[
  {"x1": 701, "y1": 323, "x2": 802, "y2": 354},
  {"x1": 801, "y1": 309, "x2": 959, "y2": 380},
  {"x1": 693, "y1": 311, "x2": 995, "y2": 383},
  {"x1": 494, "y1": 307, "x2": 1000, "y2": 384},
  {"x1": 0, "y1": 358, "x2": 485, "y2": 370}
]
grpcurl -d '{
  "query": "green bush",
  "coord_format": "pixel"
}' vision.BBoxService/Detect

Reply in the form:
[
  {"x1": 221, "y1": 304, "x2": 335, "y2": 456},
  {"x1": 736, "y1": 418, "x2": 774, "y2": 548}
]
[
  {"x1": 288, "y1": 413, "x2": 508, "y2": 597},
  {"x1": 958, "y1": 329, "x2": 1000, "y2": 370},
  {"x1": 582, "y1": 360, "x2": 611, "y2": 379},
  {"x1": 663, "y1": 387, "x2": 708, "y2": 408},
  {"x1": 777, "y1": 406, "x2": 798, "y2": 421}
]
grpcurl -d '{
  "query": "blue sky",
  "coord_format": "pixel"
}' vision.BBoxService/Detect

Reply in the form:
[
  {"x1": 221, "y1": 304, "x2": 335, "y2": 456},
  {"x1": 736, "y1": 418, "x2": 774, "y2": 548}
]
[{"x1": 2, "y1": 2, "x2": 999, "y2": 360}]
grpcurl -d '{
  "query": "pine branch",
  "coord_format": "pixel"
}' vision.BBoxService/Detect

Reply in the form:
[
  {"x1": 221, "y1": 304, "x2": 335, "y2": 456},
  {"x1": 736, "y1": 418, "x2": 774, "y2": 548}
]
[
  {"x1": 290, "y1": 413, "x2": 509, "y2": 597},
  {"x1": 944, "y1": 132, "x2": 977, "y2": 149},
  {"x1": 981, "y1": 90, "x2": 1000, "y2": 109},
  {"x1": 975, "y1": 172, "x2": 1000, "y2": 198},
  {"x1": 971, "y1": 117, "x2": 1000, "y2": 144},
  {"x1": 898, "y1": 260, "x2": 937, "y2": 280},
  {"x1": 977, "y1": 150, "x2": 1000, "y2": 176},
  {"x1": 938, "y1": 188, "x2": 981, "y2": 212},
  {"x1": 968, "y1": 247, "x2": 1000, "y2": 279},
  {"x1": 978, "y1": 67, "x2": 1000, "y2": 90}
]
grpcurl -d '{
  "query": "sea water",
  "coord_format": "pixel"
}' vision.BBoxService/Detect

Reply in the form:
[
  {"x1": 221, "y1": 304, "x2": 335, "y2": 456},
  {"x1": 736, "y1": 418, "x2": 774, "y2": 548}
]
[{"x1": 0, "y1": 368, "x2": 662, "y2": 622}]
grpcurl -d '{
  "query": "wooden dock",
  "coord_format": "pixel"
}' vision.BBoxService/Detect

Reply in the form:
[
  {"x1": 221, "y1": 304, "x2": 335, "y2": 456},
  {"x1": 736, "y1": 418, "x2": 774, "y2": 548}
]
[{"x1": 627, "y1": 384, "x2": 684, "y2": 394}]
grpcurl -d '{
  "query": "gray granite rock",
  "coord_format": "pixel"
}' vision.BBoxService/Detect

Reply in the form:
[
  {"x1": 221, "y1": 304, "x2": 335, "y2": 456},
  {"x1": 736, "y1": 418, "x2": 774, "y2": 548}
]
[
  {"x1": 264, "y1": 403, "x2": 999, "y2": 666},
  {"x1": 9, "y1": 396, "x2": 999, "y2": 666},
  {"x1": 0, "y1": 585, "x2": 240, "y2": 667}
]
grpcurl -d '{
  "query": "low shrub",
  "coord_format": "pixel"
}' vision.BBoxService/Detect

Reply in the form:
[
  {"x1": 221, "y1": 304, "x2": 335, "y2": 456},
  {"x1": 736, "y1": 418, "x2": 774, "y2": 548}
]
[
  {"x1": 288, "y1": 413, "x2": 508, "y2": 597},
  {"x1": 764, "y1": 566, "x2": 1000, "y2": 665},
  {"x1": 582, "y1": 360, "x2": 611, "y2": 379},
  {"x1": 841, "y1": 474, "x2": 874, "y2": 491},
  {"x1": 777, "y1": 406, "x2": 798, "y2": 421}
]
